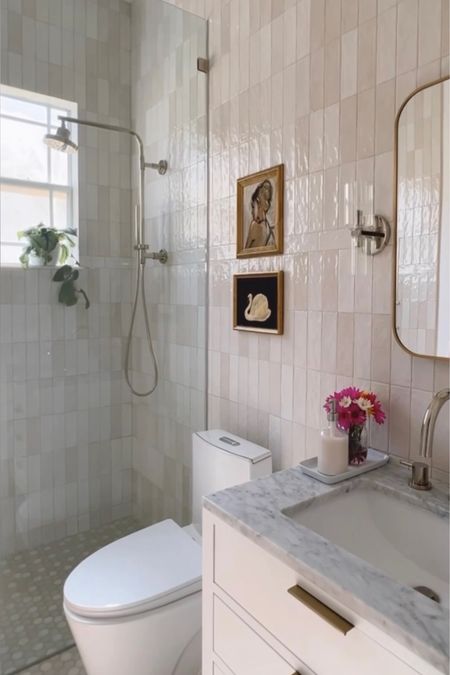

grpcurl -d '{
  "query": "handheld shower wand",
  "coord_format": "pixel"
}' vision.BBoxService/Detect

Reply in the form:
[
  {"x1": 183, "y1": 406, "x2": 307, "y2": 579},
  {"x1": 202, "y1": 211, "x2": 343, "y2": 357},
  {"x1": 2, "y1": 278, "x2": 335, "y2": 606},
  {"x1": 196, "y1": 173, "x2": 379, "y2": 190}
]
[{"x1": 44, "y1": 116, "x2": 168, "y2": 397}]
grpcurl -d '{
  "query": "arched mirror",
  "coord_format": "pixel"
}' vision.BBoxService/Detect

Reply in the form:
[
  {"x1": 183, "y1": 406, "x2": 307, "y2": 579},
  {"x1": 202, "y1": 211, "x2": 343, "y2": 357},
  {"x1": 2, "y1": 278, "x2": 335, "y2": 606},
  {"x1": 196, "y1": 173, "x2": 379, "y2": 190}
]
[{"x1": 394, "y1": 76, "x2": 449, "y2": 359}]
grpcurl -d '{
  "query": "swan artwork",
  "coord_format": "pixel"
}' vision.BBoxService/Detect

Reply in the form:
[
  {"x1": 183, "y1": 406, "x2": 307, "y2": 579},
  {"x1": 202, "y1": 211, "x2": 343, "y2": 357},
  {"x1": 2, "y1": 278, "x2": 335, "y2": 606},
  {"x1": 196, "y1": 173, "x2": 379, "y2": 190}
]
[{"x1": 244, "y1": 293, "x2": 272, "y2": 322}]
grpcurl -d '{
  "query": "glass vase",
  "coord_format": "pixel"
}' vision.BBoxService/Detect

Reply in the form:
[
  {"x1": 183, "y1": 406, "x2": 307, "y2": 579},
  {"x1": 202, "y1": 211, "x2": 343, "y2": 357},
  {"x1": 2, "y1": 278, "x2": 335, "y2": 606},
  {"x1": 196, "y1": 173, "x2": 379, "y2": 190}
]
[{"x1": 348, "y1": 423, "x2": 368, "y2": 465}]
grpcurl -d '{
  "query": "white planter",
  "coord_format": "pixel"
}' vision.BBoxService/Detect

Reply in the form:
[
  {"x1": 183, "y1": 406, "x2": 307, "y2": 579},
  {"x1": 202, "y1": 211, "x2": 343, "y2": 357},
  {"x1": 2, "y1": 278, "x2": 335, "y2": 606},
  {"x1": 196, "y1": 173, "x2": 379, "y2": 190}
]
[{"x1": 27, "y1": 245, "x2": 60, "y2": 268}]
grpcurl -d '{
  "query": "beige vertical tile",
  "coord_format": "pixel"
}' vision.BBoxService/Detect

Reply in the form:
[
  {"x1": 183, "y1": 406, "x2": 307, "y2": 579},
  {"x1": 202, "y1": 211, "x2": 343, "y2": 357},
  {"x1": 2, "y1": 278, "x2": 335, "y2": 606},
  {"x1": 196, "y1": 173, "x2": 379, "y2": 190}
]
[
  {"x1": 374, "y1": 151, "x2": 394, "y2": 218},
  {"x1": 376, "y1": 7, "x2": 397, "y2": 84},
  {"x1": 310, "y1": 46, "x2": 324, "y2": 111},
  {"x1": 396, "y1": 69, "x2": 417, "y2": 110},
  {"x1": 418, "y1": 0, "x2": 442, "y2": 66},
  {"x1": 324, "y1": 102, "x2": 340, "y2": 167},
  {"x1": 397, "y1": 0, "x2": 418, "y2": 75},
  {"x1": 412, "y1": 357, "x2": 435, "y2": 391},
  {"x1": 341, "y1": 28, "x2": 357, "y2": 98},
  {"x1": 324, "y1": 38, "x2": 340, "y2": 105},
  {"x1": 271, "y1": 13, "x2": 283, "y2": 75},
  {"x1": 371, "y1": 314, "x2": 391, "y2": 383},
  {"x1": 391, "y1": 337, "x2": 412, "y2": 387},
  {"x1": 389, "y1": 385, "x2": 411, "y2": 457},
  {"x1": 321, "y1": 312, "x2": 338, "y2": 372},
  {"x1": 336, "y1": 312, "x2": 354, "y2": 375},
  {"x1": 442, "y1": 0, "x2": 449, "y2": 60},
  {"x1": 310, "y1": 0, "x2": 325, "y2": 52},
  {"x1": 357, "y1": 17, "x2": 376, "y2": 92},
  {"x1": 325, "y1": 0, "x2": 341, "y2": 44},
  {"x1": 323, "y1": 166, "x2": 339, "y2": 229},
  {"x1": 283, "y1": 4, "x2": 297, "y2": 67},
  {"x1": 354, "y1": 313, "x2": 372, "y2": 379},
  {"x1": 357, "y1": 87, "x2": 375, "y2": 159},
  {"x1": 339, "y1": 94, "x2": 357, "y2": 162},
  {"x1": 341, "y1": 0, "x2": 358, "y2": 32},
  {"x1": 359, "y1": 0, "x2": 377, "y2": 24},
  {"x1": 434, "y1": 360, "x2": 450, "y2": 390},
  {"x1": 309, "y1": 109, "x2": 324, "y2": 171},
  {"x1": 375, "y1": 78, "x2": 395, "y2": 154},
  {"x1": 338, "y1": 249, "x2": 355, "y2": 312},
  {"x1": 297, "y1": 0, "x2": 311, "y2": 60}
]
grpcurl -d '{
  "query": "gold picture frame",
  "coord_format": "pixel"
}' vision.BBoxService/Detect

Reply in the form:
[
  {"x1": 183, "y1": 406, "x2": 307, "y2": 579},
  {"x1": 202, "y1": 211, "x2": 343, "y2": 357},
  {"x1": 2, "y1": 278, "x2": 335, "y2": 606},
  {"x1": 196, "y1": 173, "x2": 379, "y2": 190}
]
[
  {"x1": 236, "y1": 164, "x2": 284, "y2": 258},
  {"x1": 233, "y1": 272, "x2": 284, "y2": 335}
]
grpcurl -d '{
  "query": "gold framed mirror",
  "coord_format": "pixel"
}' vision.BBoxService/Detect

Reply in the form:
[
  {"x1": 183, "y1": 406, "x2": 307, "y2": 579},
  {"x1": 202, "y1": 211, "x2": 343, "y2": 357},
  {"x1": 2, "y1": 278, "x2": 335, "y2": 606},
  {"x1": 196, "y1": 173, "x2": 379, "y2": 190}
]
[{"x1": 393, "y1": 76, "x2": 450, "y2": 360}]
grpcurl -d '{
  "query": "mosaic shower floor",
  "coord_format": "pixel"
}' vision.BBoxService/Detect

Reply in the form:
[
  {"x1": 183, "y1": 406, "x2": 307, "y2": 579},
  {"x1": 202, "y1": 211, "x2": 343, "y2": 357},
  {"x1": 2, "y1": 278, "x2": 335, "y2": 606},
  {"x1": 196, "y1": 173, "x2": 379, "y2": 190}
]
[
  {"x1": 17, "y1": 647, "x2": 85, "y2": 675},
  {"x1": 0, "y1": 517, "x2": 139, "y2": 675}
]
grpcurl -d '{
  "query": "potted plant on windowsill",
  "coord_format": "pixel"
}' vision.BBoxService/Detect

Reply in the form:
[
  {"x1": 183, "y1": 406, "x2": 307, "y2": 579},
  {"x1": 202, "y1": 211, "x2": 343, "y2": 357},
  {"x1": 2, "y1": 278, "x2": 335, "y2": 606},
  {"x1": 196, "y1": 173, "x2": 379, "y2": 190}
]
[{"x1": 17, "y1": 222, "x2": 77, "y2": 268}]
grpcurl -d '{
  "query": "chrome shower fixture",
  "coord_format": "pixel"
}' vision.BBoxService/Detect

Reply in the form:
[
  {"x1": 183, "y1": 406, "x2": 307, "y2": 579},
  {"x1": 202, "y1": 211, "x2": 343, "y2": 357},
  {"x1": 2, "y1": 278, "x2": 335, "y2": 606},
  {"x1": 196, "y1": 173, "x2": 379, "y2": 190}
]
[
  {"x1": 44, "y1": 114, "x2": 168, "y2": 397},
  {"x1": 147, "y1": 160, "x2": 168, "y2": 175},
  {"x1": 43, "y1": 120, "x2": 78, "y2": 153}
]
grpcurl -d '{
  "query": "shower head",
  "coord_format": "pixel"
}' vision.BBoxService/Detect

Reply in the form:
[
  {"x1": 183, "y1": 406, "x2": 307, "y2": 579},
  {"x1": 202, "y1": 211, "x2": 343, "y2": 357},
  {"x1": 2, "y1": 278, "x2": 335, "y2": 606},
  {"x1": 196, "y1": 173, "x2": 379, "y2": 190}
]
[{"x1": 43, "y1": 121, "x2": 78, "y2": 154}]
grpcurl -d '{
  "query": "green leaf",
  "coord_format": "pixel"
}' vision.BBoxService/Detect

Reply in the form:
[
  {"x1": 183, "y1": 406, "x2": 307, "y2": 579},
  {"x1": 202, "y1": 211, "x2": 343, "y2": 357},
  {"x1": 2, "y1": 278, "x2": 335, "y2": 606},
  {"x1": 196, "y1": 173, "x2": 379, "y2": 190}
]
[
  {"x1": 78, "y1": 288, "x2": 90, "y2": 309},
  {"x1": 58, "y1": 280, "x2": 78, "y2": 306},
  {"x1": 52, "y1": 265, "x2": 73, "y2": 282},
  {"x1": 19, "y1": 252, "x2": 29, "y2": 267},
  {"x1": 59, "y1": 244, "x2": 69, "y2": 264}
]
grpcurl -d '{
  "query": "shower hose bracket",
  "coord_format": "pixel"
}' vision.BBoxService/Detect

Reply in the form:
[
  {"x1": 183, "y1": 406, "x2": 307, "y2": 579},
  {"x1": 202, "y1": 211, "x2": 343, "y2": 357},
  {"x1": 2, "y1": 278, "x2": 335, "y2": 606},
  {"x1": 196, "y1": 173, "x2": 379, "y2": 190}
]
[{"x1": 136, "y1": 247, "x2": 169, "y2": 264}]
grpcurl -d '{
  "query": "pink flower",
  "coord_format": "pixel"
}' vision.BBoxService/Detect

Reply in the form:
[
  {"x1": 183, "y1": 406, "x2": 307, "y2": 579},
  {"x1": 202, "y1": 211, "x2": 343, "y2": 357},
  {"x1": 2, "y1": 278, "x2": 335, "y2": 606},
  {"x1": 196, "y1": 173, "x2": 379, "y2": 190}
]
[{"x1": 324, "y1": 387, "x2": 386, "y2": 429}]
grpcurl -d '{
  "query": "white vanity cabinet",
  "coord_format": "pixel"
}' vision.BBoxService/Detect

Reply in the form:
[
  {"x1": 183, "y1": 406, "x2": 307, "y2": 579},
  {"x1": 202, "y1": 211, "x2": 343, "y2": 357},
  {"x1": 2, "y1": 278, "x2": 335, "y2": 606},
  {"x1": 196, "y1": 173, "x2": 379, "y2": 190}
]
[{"x1": 202, "y1": 509, "x2": 442, "y2": 675}]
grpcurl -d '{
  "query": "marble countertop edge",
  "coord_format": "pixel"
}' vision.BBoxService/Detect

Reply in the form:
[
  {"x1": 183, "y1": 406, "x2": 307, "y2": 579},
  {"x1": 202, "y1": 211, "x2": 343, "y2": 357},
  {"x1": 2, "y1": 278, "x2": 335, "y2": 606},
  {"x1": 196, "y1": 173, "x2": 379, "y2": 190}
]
[{"x1": 203, "y1": 463, "x2": 449, "y2": 673}]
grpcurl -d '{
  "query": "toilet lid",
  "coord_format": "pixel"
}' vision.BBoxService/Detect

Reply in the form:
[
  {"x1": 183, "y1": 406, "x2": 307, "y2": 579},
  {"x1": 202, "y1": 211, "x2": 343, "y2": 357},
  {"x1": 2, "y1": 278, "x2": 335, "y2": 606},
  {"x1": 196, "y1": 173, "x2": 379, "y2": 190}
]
[{"x1": 63, "y1": 519, "x2": 202, "y2": 619}]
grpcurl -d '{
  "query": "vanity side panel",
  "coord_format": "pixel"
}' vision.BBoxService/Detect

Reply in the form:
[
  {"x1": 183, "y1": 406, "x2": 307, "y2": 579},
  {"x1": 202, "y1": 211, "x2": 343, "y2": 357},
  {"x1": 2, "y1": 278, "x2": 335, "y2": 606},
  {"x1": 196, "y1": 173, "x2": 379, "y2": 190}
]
[
  {"x1": 202, "y1": 508, "x2": 215, "y2": 675},
  {"x1": 211, "y1": 512, "x2": 436, "y2": 675}
]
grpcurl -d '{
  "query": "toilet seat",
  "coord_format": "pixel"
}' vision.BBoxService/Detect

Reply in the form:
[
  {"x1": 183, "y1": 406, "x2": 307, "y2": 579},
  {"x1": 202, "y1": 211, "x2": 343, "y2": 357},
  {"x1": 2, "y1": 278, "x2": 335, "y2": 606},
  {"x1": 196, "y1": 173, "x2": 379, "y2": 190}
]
[{"x1": 63, "y1": 519, "x2": 202, "y2": 620}]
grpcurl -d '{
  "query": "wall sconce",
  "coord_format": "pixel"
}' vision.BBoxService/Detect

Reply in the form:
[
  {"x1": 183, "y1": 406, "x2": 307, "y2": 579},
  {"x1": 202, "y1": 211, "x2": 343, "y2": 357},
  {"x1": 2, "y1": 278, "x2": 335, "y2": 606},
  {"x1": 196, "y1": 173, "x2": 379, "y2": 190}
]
[
  {"x1": 344, "y1": 182, "x2": 391, "y2": 275},
  {"x1": 350, "y1": 209, "x2": 391, "y2": 256}
]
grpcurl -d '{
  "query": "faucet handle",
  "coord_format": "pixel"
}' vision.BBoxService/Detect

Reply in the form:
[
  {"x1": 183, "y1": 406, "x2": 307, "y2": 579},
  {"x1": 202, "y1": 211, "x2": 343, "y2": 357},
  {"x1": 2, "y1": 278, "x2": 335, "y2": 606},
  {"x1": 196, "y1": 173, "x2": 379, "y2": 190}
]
[{"x1": 400, "y1": 460, "x2": 432, "y2": 491}]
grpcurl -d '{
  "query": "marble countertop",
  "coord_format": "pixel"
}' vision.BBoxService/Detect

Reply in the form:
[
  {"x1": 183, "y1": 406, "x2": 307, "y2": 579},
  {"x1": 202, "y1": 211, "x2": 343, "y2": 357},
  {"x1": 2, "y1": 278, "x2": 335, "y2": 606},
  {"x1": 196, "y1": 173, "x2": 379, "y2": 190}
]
[{"x1": 204, "y1": 462, "x2": 449, "y2": 673}]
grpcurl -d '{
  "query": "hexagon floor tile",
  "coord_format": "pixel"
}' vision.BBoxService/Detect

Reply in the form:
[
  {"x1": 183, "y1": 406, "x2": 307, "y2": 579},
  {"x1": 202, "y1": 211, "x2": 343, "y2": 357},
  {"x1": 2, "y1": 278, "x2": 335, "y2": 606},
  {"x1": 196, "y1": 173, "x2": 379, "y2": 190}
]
[
  {"x1": 0, "y1": 517, "x2": 139, "y2": 675},
  {"x1": 16, "y1": 647, "x2": 85, "y2": 674}
]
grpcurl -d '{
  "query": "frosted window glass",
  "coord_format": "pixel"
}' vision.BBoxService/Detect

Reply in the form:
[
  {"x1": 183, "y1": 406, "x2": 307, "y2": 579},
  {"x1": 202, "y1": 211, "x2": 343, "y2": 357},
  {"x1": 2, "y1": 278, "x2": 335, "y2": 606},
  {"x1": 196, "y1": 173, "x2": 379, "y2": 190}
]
[
  {"x1": 52, "y1": 191, "x2": 69, "y2": 230},
  {"x1": 0, "y1": 96, "x2": 47, "y2": 124},
  {"x1": 1, "y1": 118, "x2": 49, "y2": 182},
  {"x1": 0, "y1": 184, "x2": 51, "y2": 242}
]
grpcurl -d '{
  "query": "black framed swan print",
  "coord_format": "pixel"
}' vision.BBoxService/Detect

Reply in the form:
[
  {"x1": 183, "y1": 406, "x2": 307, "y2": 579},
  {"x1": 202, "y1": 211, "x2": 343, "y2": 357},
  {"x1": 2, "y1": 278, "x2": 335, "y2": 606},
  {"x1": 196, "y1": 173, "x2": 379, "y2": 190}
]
[{"x1": 233, "y1": 272, "x2": 284, "y2": 334}]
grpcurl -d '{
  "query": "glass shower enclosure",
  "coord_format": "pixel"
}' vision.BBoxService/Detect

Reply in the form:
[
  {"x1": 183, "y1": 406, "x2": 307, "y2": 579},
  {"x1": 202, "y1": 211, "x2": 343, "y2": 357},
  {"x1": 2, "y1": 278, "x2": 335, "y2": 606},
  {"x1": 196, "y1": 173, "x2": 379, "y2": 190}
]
[{"x1": 0, "y1": 1, "x2": 208, "y2": 672}]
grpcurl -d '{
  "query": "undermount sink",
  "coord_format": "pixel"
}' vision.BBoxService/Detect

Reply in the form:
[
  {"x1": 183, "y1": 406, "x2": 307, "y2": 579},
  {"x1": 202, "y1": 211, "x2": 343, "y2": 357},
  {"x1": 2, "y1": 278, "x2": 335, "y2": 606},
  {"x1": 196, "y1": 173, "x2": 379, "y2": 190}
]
[{"x1": 284, "y1": 485, "x2": 450, "y2": 607}]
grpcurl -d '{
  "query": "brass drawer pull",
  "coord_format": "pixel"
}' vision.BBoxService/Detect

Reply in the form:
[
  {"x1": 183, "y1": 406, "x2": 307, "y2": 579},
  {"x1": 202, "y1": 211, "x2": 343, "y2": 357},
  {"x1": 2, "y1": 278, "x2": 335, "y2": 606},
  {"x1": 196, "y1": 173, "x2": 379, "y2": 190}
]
[{"x1": 287, "y1": 585, "x2": 354, "y2": 635}]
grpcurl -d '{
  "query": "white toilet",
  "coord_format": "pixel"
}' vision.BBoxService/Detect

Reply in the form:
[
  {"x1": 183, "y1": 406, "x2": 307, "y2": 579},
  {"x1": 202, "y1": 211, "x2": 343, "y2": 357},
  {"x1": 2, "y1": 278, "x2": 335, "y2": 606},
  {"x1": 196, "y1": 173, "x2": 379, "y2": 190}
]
[{"x1": 63, "y1": 430, "x2": 272, "y2": 675}]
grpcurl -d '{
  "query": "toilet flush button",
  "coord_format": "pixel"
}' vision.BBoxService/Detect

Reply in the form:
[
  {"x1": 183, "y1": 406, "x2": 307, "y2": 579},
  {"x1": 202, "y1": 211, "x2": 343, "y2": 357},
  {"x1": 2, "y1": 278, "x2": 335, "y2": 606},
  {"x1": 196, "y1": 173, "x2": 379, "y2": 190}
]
[{"x1": 219, "y1": 436, "x2": 240, "y2": 447}]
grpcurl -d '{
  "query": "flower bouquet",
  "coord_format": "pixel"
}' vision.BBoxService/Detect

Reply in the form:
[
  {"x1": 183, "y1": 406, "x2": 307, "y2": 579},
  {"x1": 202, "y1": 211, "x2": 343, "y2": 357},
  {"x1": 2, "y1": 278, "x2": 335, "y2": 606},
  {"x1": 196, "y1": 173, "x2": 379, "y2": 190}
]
[{"x1": 324, "y1": 387, "x2": 386, "y2": 465}]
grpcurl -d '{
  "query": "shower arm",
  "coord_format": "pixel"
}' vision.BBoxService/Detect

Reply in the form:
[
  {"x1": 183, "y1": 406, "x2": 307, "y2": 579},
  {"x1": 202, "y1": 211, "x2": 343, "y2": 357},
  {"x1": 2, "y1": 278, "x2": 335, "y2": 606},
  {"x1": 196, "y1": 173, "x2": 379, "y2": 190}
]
[{"x1": 58, "y1": 115, "x2": 167, "y2": 253}]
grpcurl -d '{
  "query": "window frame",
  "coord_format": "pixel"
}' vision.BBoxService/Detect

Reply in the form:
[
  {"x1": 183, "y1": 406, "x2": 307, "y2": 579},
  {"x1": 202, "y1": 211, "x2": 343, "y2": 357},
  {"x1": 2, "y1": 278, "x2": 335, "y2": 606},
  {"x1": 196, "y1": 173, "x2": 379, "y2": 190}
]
[{"x1": 0, "y1": 84, "x2": 79, "y2": 267}]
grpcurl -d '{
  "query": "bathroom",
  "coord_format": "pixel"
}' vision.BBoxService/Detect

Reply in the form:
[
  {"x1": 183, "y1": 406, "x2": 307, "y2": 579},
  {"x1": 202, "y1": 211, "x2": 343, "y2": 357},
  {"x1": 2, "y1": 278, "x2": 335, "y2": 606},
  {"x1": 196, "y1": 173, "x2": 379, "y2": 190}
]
[{"x1": 0, "y1": 0, "x2": 448, "y2": 674}]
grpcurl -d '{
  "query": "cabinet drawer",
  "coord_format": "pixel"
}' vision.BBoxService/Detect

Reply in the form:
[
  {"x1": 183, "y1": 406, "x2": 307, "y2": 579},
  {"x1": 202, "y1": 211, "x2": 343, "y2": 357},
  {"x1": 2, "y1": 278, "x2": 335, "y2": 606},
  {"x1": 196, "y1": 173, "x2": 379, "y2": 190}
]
[
  {"x1": 213, "y1": 519, "x2": 417, "y2": 675},
  {"x1": 214, "y1": 595, "x2": 299, "y2": 675}
]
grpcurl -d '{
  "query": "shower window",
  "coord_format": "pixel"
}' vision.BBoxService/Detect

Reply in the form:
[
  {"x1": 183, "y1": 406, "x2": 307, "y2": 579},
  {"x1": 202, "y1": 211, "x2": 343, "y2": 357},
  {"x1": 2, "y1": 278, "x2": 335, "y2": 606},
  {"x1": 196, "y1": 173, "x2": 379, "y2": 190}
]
[{"x1": 0, "y1": 84, "x2": 78, "y2": 266}]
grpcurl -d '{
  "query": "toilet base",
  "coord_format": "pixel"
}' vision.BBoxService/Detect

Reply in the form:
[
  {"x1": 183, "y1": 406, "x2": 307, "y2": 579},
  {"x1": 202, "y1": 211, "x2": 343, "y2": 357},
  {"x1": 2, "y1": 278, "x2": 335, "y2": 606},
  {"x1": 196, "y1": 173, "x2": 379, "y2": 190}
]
[{"x1": 64, "y1": 590, "x2": 201, "y2": 675}]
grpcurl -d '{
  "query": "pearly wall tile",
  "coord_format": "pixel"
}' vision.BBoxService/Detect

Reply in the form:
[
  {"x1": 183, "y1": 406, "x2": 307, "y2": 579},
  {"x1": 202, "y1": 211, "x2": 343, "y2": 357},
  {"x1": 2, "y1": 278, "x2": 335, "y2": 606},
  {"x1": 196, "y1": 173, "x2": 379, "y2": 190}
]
[
  {"x1": 418, "y1": 0, "x2": 442, "y2": 67},
  {"x1": 340, "y1": 28, "x2": 357, "y2": 98},
  {"x1": 376, "y1": 7, "x2": 397, "y2": 84}
]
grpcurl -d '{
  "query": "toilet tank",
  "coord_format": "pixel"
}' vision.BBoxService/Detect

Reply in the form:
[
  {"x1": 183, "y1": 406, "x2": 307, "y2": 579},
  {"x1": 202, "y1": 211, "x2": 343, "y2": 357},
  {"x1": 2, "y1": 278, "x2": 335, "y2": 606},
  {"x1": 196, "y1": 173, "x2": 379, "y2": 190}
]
[{"x1": 192, "y1": 430, "x2": 272, "y2": 531}]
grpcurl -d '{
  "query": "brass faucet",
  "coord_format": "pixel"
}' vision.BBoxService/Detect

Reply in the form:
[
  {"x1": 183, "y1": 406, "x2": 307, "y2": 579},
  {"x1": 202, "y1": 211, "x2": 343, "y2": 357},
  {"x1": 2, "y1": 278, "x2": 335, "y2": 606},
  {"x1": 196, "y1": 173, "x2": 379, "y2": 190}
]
[{"x1": 401, "y1": 388, "x2": 450, "y2": 491}]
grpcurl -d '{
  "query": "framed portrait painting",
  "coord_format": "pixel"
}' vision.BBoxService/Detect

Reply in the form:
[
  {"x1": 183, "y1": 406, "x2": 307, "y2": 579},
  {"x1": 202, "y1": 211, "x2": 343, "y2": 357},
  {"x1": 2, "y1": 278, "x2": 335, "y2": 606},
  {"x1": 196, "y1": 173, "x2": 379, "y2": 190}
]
[
  {"x1": 236, "y1": 164, "x2": 284, "y2": 258},
  {"x1": 233, "y1": 272, "x2": 284, "y2": 335}
]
